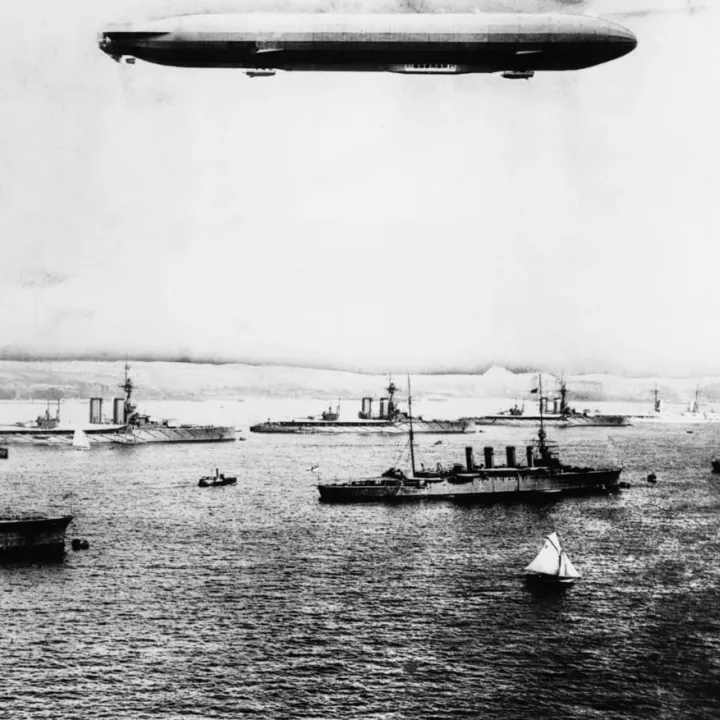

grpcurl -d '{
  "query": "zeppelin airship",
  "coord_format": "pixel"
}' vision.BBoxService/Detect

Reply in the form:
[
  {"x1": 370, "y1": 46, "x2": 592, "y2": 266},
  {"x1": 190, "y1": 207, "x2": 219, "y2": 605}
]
[{"x1": 98, "y1": 12, "x2": 637, "y2": 79}]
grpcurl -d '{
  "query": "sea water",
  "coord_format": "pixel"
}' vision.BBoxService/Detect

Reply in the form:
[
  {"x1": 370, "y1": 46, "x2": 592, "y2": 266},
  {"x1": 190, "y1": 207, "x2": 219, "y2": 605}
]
[{"x1": 1, "y1": 404, "x2": 719, "y2": 719}]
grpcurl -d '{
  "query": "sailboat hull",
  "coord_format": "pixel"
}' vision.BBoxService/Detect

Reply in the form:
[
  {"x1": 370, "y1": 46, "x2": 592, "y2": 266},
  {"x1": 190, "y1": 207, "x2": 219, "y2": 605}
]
[{"x1": 525, "y1": 573, "x2": 577, "y2": 585}]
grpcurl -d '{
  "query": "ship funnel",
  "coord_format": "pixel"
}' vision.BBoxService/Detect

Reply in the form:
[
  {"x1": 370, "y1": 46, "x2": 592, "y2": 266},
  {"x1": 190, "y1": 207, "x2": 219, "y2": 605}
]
[
  {"x1": 359, "y1": 397, "x2": 373, "y2": 419},
  {"x1": 113, "y1": 397, "x2": 126, "y2": 424},
  {"x1": 89, "y1": 398, "x2": 103, "y2": 424},
  {"x1": 553, "y1": 397, "x2": 560, "y2": 414},
  {"x1": 506, "y1": 446, "x2": 517, "y2": 467},
  {"x1": 379, "y1": 398, "x2": 388, "y2": 419},
  {"x1": 465, "y1": 447, "x2": 475, "y2": 471},
  {"x1": 526, "y1": 445, "x2": 534, "y2": 468},
  {"x1": 483, "y1": 447, "x2": 494, "y2": 469}
]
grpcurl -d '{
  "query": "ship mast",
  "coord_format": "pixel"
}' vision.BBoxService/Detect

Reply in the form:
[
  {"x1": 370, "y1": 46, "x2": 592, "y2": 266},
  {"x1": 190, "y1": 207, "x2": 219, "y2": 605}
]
[
  {"x1": 407, "y1": 374, "x2": 416, "y2": 477},
  {"x1": 559, "y1": 375, "x2": 569, "y2": 414},
  {"x1": 537, "y1": 373, "x2": 549, "y2": 459},
  {"x1": 120, "y1": 361, "x2": 136, "y2": 421},
  {"x1": 387, "y1": 378, "x2": 398, "y2": 419}
]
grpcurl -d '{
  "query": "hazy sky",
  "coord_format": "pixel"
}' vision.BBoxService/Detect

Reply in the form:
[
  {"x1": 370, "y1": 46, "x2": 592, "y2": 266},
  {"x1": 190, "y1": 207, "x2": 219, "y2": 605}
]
[{"x1": 2, "y1": 0, "x2": 718, "y2": 376}]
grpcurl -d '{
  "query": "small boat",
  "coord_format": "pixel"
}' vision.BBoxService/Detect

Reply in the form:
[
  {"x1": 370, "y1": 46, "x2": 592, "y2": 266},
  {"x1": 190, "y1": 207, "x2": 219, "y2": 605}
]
[
  {"x1": 72, "y1": 429, "x2": 91, "y2": 450},
  {"x1": 524, "y1": 532, "x2": 581, "y2": 586},
  {"x1": 198, "y1": 468, "x2": 237, "y2": 487},
  {"x1": 712, "y1": 459, "x2": 720, "y2": 474}
]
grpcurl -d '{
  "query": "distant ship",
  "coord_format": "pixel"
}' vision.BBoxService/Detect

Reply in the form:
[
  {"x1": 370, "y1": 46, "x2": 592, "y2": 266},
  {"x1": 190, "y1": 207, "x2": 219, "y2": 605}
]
[
  {"x1": 630, "y1": 386, "x2": 720, "y2": 424},
  {"x1": 0, "y1": 513, "x2": 74, "y2": 563},
  {"x1": 317, "y1": 378, "x2": 622, "y2": 502},
  {"x1": 0, "y1": 364, "x2": 236, "y2": 445},
  {"x1": 250, "y1": 380, "x2": 474, "y2": 434},
  {"x1": 465, "y1": 379, "x2": 630, "y2": 427}
]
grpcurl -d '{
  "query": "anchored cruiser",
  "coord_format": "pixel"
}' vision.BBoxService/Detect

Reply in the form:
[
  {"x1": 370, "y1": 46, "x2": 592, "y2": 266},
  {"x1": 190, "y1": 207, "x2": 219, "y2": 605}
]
[
  {"x1": 251, "y1": 381, "x2": 474, "y2": 434},
  {"x1": 0, "y1": 365, "x2": 236, "y2": 445},
  {"x1": 318, "y1": 378, "x2": 622, "y2": 502},
  {"x1": 472, "y1": 380, "x2": 630, "y2": 427},
  {"x1": 466, "y1": 379, "x2": 630, "y2": 427}
]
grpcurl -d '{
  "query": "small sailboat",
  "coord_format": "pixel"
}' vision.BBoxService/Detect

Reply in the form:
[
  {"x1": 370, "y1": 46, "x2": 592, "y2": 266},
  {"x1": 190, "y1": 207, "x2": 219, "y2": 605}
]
[
  {"x1": 72, "y1": 429, "x2": 91, "y2": 451},
  {"x1": 524, "y1": 532, "x2": 581, "y2": 586}
]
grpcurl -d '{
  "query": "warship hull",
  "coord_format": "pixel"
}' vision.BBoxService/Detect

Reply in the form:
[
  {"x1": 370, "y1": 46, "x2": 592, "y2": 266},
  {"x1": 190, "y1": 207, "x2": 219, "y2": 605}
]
[
  {"x1": 251, "y1": 419, "x2": 473, "y2": 434},
  {"x1": 629, "y1": 414, "x2": 720, "y2": 424},
  {"x1": 318, "y1": 468, "x2": 622, "y2": 503},
  {"x1": 471, "y1": 414, "x2": 629, "y2": 427},
  {"x1": 0, "y1": 515, "x2": 74, "y2": 563},
  {"x1": 0, "y1": 425, "x2": 236, "y2": 445}
]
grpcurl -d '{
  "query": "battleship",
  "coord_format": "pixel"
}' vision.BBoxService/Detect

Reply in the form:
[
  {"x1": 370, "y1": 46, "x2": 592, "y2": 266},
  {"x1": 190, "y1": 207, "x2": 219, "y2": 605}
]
[
  {"x1": 250, "y1": 381, "x2": 474, "y2": 435},
  {"x1": 317, "y1": 380, "x2": 622, "y2": 503},
  {"x1": 630, "y1": 386, "x2": 720, "y2": 424},
  {"x1": 0, "y1": 513, "x2": 74, "y2": 562},
  {"x1": 0, "y1": 365, "x2": 236, "y2": 445},
  {"x1": 466, "y1": 379, "x2": 630, "y2": 427}
]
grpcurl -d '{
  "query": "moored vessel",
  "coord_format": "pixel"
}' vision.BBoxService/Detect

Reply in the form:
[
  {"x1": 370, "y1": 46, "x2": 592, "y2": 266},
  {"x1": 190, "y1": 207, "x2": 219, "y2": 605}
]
[
  {"x1": 0, "y1": 364, "x2": 236, "y2": 445},
  {"x1": 0, "y1": 513, "x2": 74, "y2": 563},
  {"x1": 466, "y1": 379, "x2": 630, "y2": 427},
  {"x1": 251, "y1": 380, "x2": 473, "y2": 434},
  {"x1": 317, "y1": 377, "x2": 622, "y2": 503},
  {"x1": 630, "y1": 385, "x2": 720, "y2": 424}
]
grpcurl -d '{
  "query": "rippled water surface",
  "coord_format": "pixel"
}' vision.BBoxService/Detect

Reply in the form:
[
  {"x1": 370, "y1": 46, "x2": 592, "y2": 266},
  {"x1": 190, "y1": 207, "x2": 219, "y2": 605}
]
[{"x1": 2, "y1": 421, "x2": 720, "y2": 719}]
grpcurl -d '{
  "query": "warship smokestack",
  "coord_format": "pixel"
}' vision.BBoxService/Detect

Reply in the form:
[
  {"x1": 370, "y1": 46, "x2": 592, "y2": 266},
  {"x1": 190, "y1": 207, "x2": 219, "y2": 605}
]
[
  {"x1": 89, "y1": 398, "x2": 103, "y2": 424},
  {"x1": 360, "y1": 397, "x2": 373, "y2": 418},
  {"x1": 113, "y1": 397, "x2": 126, "y2": 424},
  {"x1": 484, "y1": 447, "x2": 494, "y2": 469},
  {"x1": 465, "y1": 447, "x2": 475, "y2": 471}
]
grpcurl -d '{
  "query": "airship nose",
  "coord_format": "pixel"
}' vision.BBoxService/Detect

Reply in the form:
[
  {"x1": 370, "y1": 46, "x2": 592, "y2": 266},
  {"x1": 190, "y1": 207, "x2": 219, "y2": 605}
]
[
  {"x1": 607, "y1": 21, "x2": 638, "y2": 55},
  {"x1": 98, "y1": 32, "x2": 115, "y2": 54}
]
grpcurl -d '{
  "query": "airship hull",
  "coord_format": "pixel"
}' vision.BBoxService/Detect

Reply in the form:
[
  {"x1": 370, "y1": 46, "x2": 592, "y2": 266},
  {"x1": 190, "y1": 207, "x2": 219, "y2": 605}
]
[{"x1": 100, "y1": 13, "x2": 637, "y2": 74}]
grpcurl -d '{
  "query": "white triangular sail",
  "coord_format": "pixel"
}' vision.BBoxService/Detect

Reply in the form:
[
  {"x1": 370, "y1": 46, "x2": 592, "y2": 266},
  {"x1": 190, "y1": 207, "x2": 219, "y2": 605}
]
[
  {"x1": 558, "y1": 551, "x2": 581, "y2": 579},
  {"x1": 524, "y1": 532, "x2": 562, "y2": 575},
  {"x1": 72, "y1": 429, "x2": 90, "y2": 450}
]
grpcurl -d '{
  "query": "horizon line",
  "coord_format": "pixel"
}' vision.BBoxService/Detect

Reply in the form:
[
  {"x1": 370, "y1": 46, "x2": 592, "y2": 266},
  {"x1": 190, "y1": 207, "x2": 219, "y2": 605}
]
[{"x1": 0, "y1": 350, "x2": 715, "y2": 380}]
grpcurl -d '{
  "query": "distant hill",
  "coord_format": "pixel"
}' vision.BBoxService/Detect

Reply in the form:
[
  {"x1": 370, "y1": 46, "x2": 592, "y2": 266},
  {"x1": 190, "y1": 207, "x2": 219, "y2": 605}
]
[{"x1": 1, "y1": 360, "x2": 719, "y2": 405}]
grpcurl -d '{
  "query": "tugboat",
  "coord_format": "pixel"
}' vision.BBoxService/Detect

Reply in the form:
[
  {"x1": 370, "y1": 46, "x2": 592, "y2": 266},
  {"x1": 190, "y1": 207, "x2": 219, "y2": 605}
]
[
  {"x1": 317, "y1": 376, "x2": 623, "y2": 503},
  {"x1": 250, "y1": 379, "x2": 474, "y2": 434},
  {"x1": 198, "y1": 468, "x2": 237, "y2": 487},
  {"x1": 0, "y1": 513, "x2": 74, "y2": 563}
]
